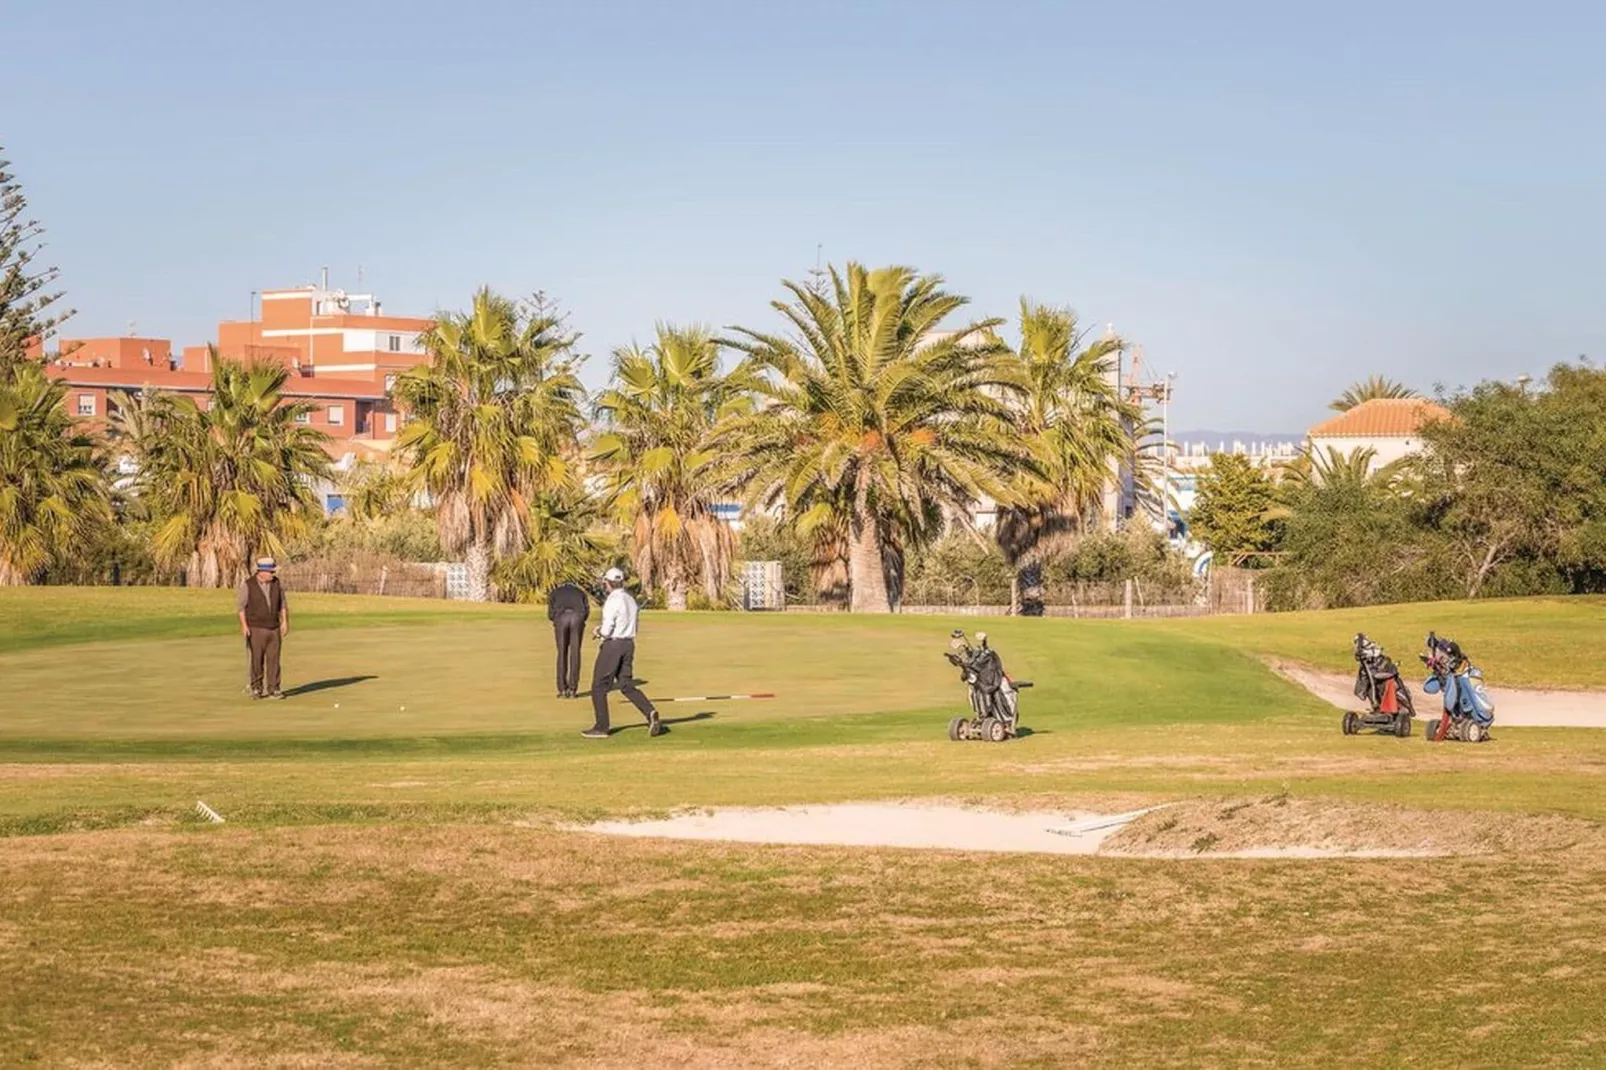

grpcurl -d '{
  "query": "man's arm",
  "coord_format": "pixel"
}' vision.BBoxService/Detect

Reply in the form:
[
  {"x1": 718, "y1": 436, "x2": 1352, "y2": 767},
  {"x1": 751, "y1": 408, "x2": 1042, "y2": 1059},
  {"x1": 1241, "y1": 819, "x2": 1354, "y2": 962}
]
[
  {"x1": 279, "y1": 588, "x2": 290, "y2": 636},
  {"x1": 237, "y1": 584, "x2": 251, "y2": 636}
]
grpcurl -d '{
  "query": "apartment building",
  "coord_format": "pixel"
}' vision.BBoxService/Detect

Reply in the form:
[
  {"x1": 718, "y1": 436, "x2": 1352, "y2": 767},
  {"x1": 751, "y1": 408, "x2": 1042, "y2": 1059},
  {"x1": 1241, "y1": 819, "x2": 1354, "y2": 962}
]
[{"x1": 33, "y1": 281, "x2": 433, "y2": 454}]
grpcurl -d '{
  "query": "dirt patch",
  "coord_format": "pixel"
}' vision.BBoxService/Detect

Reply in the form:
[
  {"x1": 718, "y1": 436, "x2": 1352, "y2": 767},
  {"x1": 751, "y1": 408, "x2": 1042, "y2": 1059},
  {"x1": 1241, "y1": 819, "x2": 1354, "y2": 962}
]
[
  {"x1": 1276, "y1": 663, "x2": 1606, "y2": 729},
  {"x1": 1102, "y1": 795, "x2": 1606, "y2": 858}
]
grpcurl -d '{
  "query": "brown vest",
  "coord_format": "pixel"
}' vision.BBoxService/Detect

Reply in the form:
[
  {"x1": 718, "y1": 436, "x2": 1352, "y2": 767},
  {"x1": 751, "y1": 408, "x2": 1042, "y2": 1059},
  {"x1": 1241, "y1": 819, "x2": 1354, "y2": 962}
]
[{"x1": 244, "y1": 578, "x2": 284, "y2": 630}]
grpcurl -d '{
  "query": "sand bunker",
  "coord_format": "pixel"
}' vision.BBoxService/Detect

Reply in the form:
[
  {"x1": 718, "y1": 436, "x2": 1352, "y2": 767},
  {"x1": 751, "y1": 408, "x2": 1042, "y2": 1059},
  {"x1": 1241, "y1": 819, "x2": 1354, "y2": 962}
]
[
  {"x1": 579, "y1": 801, "x2": 1487, "y2": 859},
  {"x1": 1278, "y1": 663, "x2": 1606, "y2": 728}
]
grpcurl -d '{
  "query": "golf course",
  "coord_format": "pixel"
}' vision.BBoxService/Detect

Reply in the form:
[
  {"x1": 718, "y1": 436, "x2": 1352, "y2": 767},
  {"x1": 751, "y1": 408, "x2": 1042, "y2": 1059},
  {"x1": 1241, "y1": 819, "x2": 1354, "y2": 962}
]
[{"x1": 4, "y1": 588, "x2": 1606, "y2": 1067}]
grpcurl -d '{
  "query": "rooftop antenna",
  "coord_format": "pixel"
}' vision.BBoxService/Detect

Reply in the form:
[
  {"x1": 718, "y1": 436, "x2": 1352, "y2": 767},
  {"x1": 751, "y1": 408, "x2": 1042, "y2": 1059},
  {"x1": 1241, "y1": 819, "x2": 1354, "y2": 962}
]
[
  {"x1": 126, "y1": 319, "x2": 137, "y2": 337},
  {"x1": 320, "y1": 266, "x2": 329, "y2": 292},
  {"x1": 806, "y1": 243, "x2": 827, "y2": 296}
]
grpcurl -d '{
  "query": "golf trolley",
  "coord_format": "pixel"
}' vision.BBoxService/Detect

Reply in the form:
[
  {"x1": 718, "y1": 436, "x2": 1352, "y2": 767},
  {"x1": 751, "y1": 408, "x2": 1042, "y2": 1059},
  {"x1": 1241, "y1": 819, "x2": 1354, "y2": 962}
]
[
  {"x1": 1344, "y1": 633, "x2": 1416, "y2": 737},
  {"x1": 1419, "y1": 632, "x2": 1495, "y2": 743},
  {"x1": 944, "y1": 629, "x2": 1031, "y2": 742}
]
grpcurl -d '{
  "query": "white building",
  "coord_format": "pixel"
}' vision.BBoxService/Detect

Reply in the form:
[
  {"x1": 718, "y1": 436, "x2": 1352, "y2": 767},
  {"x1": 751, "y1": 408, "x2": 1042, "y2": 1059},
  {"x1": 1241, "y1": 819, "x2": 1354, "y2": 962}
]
[{"x1": 1306, "y1": 398, "x2": 1451, "y2": 473}]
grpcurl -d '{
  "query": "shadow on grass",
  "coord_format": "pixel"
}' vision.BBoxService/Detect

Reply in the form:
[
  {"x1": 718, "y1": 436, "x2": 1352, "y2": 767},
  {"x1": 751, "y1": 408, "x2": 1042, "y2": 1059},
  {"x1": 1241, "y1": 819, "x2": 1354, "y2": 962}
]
[
  {"x1": 613, "y1": 711, "x2": 718, "y2": 735},
  {"x1": 282, "y1": 675, "x2": 379, "y2": 697}
]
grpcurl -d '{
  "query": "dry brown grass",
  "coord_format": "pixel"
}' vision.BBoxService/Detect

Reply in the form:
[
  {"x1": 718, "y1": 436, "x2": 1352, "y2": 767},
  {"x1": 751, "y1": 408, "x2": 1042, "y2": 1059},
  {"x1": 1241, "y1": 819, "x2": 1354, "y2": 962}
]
[
  {"x1": 1103, "y1": 794, "x2": 1606, "y2": 857},
  {"x1": 6, "y1": 821, "x2": 1606, "y2": 1067}
]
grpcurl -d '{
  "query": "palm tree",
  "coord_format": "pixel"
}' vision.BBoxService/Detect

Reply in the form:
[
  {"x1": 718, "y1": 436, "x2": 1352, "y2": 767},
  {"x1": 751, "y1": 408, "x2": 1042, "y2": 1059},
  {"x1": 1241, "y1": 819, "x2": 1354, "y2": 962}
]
[
  {"x1": 1330, "y1": 376, "x2": 1418, "y2": 412},
  {"x1": 119, "y1": 354, "x2": 330, "y2": 587},
  {"x1": 337, "y1": 459, "x2": 413, "y2": 523},
  {"x1": 492, "y1": 481, "x2": 615, "y2": 601},
  {"x1": 0, "y1": 363, "x2": 111, "y2": 584},
  {"x1": 993, "y1": 300, "x2": 1138, "y2": 615},
  {"x1": 723, "y1": 263, "x2": 1029, "y2": 613},
  {"x1": 393, "y1": 288, "x2": 584, "y2": 601},
  {"x1": 590, "y1": 325, "x2": 746, "y2": 610}
]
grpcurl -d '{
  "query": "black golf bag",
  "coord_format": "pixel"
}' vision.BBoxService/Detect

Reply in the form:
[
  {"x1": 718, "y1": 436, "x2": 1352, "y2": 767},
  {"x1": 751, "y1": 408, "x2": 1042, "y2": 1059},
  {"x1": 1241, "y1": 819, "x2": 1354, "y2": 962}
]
[{"x1": 944, "y1": 630, "x2": 1031, "y2": 742}]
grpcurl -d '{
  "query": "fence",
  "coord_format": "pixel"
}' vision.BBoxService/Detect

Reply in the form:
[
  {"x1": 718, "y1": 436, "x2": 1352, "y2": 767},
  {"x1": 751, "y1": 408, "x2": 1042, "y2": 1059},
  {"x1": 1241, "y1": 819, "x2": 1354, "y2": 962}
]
[{"x1": 277, "y1": 554, "x2": 449, "y2": 599}]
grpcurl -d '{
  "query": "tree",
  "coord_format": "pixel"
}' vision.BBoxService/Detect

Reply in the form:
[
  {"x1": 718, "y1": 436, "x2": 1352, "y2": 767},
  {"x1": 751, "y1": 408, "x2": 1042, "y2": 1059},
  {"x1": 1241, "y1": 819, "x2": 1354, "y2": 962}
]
[
  {"x1": 1416, "y1": 365, "x2": 1606, "y2": 598},
  {"x1": 492, "y1": 482, "x2": 615, "y2": 601},
  {"x1": 337, "y1": 459, "x2": 414, "y2": 523},
  {"x1": 1266, "y1": 446, "x2": 1449, "y2": 609},
  {"x1": 120, "y1": 355, "x2": 332, "y2": 587},
  {"x1": 589, "y1": 325, "x2": 745, "y2": 610},
  {"x1": 1187, "y1": 453, "x2": 1280, "y2": 560},
  {"x1": 1330, "y1": 375, "x2": 1418, "y2": 412},
  {"x1": 993, "y1": 299, "x2": 1136, "y2": 614},
  {"x1": 0, "y1": 149, "x2": 73, "y2": 381},
  {"x1": 723, "y1": 263, "x2": 1028, "y2": 612},
  {"x1": 393, "y1": 288, "x2": 585, "y2": 601},
  {"x1": 0, "y1": 364, "x2": 111, "y2": 583}
]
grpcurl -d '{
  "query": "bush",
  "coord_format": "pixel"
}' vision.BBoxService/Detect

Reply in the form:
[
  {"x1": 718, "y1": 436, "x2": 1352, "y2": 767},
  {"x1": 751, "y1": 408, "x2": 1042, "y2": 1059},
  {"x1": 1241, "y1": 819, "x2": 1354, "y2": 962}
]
[
  {"x1": 290, "y1": 510, "x2": 443, "y2": 563},
  {"x1": 902, "y1": 535, "x2": 1012, "y2": 605}
]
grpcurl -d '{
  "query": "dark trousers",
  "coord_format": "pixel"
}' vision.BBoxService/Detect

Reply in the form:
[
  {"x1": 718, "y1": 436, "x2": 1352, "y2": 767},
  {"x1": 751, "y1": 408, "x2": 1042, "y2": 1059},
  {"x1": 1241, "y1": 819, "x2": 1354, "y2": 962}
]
[
  {"x1": 248, "y1": 627, "x2": 282, "y2": 695},
  {"x1": 553, "y1": 610, "x2": 583, "y2": 693},
  {"x1": 590, "y1": 638, "x2": 655, "y2": 732}
]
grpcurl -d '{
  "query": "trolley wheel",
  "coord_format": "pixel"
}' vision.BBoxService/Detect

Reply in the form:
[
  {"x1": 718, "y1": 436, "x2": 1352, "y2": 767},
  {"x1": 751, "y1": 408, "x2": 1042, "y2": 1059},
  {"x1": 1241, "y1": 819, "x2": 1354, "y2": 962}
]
[
  {"x1": 1395, "y1": 712, "x2": 1413, "y2": 738},
  {"x1": 948, "y1": 716, "x2": 966, "y2": 742},
  {"x1": 985, "y1": 717, "x2": 1008, "y2": 743},
  {"x1": 1342, "y1": 712, "x2": 1360, "y2": 735},
  {"x1": 1464, "y1": 721, "x2": 1484, "y2": 744}
]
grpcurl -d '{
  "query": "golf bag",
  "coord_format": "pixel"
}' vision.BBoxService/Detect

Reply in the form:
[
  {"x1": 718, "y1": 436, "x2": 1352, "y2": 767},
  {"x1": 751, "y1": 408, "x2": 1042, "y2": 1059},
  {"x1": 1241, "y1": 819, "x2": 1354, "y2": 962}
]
[
  {"x1": 1344, "y1": 633, "x2": 1416, "y2": 737},
  {"x1": 944, "y1": 630, "x2": 1032, "y2": 742},
  {"x1": 1420, "y1": 632, "x2": 1495, "y2": 743}
]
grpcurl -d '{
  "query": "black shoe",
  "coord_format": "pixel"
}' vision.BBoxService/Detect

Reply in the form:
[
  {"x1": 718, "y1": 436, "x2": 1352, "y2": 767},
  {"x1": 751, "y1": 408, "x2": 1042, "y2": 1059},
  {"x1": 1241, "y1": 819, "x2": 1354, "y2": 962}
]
[
  {"x1": 648, "y1": 713, "x2": 665, "y2": 737},
  {"x1": 581, "y1": 728, "x2": 609, "y2": 739}
]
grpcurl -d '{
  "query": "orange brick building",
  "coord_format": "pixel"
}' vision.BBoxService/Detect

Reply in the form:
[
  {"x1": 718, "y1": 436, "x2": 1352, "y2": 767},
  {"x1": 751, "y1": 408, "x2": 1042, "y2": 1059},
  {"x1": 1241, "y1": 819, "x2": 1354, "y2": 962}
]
[{"x1": 33, "y1": 283, "x2": 435, "y2": 454}]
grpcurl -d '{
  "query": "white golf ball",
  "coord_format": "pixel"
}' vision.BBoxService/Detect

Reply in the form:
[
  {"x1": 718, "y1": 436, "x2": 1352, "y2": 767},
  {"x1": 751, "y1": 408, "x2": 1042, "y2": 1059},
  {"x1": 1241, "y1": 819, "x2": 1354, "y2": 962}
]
[
  {"x1": 400, "y1": 705, "x2": 407, "y2": 712},
  {"x1": 334, "y1": 703, "x2": 340, "y2": 708}
]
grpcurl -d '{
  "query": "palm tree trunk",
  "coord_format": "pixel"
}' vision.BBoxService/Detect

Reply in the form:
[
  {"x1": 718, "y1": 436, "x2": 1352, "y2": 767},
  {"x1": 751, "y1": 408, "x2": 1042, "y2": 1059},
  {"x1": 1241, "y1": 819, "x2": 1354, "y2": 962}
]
[
  {"x1": 848, "y1": 478, "x2": 890, "y2": 613},
  {"x1": 1018, "y1": 547, "x2": 1047, "y2": 617},
  {"x1": 465, "y1": 539, "x2": 492, "y2": 602},
  {"x1": 666, "y1": 582, "x2": 689, "y2": 611},
  {"x1": 0, "y1": 559, "x2": 26, "y2": 586}
]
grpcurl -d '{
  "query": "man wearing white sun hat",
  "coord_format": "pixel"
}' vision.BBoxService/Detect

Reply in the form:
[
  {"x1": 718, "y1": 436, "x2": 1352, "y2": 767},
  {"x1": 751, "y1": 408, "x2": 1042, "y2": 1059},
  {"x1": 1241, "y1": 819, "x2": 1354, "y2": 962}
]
[{"x1": 582, "y1": 566, "x2": 663, "y2": 739}]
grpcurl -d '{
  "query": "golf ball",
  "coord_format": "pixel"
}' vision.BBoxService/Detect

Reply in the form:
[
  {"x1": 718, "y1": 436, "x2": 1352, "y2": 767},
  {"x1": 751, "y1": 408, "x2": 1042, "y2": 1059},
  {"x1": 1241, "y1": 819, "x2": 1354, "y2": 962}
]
[
  {"x1": 334, "y1": 703, "x2": 340, "y2": 708},
  {"x1": 400, "y1": 706, "x2": 407, "y2": 712}
]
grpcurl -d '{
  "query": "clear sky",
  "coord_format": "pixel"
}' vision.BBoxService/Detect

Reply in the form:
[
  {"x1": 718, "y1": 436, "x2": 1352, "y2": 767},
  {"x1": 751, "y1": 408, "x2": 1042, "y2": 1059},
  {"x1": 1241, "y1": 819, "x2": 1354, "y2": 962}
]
[{"x1": 8, "y1": 0, "x2": 1603, "y2": 431}]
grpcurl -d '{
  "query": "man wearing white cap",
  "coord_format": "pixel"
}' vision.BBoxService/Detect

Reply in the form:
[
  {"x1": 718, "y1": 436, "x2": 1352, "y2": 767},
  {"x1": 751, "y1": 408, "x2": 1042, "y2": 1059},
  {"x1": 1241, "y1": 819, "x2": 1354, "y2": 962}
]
[
  {"x1": 237, "y1": 557, "x2": 290, "y2": 699},
  {"x1": 583, "y1": 566, "x2": 663, "y2": 739}
]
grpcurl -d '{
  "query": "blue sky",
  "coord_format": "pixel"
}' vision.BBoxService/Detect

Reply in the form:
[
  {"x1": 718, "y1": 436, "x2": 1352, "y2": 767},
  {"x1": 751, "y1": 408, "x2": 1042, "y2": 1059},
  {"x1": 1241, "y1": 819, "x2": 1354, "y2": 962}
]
[{"x1": 9, "y1": 0, "x2": 1603, "y2": 431}]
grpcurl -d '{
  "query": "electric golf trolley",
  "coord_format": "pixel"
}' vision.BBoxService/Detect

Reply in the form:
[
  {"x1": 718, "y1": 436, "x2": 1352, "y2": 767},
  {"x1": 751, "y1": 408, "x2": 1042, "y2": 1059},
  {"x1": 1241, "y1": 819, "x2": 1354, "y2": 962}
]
[{"x1": 944, "y1": 629, "x2": 1031, "y2": 742}]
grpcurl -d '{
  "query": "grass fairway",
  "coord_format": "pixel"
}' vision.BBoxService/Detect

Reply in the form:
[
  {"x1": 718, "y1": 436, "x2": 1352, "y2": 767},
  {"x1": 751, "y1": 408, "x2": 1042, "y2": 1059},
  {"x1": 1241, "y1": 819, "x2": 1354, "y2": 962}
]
[{"x1": 3, "y1": 588, "x2": 1606, "y2": 1067}]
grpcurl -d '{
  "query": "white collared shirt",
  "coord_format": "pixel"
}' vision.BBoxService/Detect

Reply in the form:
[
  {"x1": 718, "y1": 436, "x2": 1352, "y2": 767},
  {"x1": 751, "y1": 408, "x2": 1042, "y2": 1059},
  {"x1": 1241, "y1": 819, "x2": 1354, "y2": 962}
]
[{"x1": 598, "y1": 587, "x2": 639, "y2": 639}]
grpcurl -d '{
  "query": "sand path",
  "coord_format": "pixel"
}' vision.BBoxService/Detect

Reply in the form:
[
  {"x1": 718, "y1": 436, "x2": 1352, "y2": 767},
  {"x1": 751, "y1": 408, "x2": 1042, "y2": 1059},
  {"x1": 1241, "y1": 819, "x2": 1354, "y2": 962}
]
[{"x1": 1277, "y1": 664, "x2": 1606, "y2": 728}]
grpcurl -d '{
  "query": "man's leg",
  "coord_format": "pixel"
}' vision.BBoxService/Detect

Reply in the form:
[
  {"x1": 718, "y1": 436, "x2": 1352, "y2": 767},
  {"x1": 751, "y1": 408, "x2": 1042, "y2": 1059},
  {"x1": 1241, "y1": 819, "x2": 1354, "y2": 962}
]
[
  {"x1": 248, "y1": 630, "x2": 266, "y2": 696},
  {"x1": 589, "y1": 639, "x2": 622, "y2": 733},
  {"x1": 616, "y1": 641, "x2": 662, "y2": 734},
  {"x1": 553, "y1": 621, "x2": 569, "y2": 696},
  {"x1": 263, "y1": 629, "x2": 282, "y2": 695},
  {"x1": 565, "y1": 619, "x2": 583, "y2": 695}
]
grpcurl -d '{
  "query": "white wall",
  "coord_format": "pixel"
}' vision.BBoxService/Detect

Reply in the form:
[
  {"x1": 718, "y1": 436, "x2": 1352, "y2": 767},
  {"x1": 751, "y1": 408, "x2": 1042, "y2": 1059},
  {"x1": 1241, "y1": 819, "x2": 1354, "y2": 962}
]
[{"x1": 1307, "y1": 435, "x2": 1421, "y2": 472}]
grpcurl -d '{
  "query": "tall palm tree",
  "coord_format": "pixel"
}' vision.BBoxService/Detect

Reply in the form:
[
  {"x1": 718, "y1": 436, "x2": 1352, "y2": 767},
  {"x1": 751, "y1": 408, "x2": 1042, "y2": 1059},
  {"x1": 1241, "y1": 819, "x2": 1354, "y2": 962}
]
[
  {"x1": 590, "y1": 325, "x2": 746, "y2": 610},
  {"x1": 1330, "y1": 376, "x2": 1418, "y2": 412},
  {"x1": 723, "y1": 263, "x2": 1029, "y2": 613},
  {"x1": 120, "y1": 354, "x2": 330, "y2": 587},
  {"x1": 393, "y1": 288, "x2": 584, "y2": 602},
  {"x1": 0, "y1": 363, "x2": 111, "y2": 584},
  {"x1": 993, "y1": 300, "x2": 1138, "y2": 615}
]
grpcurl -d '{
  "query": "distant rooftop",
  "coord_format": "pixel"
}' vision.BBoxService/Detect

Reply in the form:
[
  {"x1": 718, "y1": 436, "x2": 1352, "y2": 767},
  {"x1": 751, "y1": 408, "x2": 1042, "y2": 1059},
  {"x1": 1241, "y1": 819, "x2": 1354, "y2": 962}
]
[{"x1": 1308, "y1": 398, "x2": 1451, "y2": 438}]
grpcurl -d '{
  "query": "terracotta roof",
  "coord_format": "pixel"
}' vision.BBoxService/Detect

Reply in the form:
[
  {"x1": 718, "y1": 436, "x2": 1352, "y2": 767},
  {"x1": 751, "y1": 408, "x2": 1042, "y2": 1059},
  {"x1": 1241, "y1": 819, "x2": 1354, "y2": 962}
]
[{"x1": 1308, "y1": 397, "x2": 1451, "y2": 438}]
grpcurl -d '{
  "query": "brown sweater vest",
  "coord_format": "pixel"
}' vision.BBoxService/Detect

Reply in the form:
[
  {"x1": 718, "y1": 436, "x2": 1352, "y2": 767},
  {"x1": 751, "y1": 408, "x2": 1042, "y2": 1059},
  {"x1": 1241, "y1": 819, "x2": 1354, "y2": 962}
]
[{"x1": 244, "y1": 579, "x2": 284, "y2": 630}]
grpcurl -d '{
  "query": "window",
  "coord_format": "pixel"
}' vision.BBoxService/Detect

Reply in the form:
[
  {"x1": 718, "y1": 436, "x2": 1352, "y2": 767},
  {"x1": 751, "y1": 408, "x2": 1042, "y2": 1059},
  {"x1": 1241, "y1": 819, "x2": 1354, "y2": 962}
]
[
  {"x1": 76, "y1": 394, "x2": 95, "y2": 416},
  {"x1": 384, "y1": 412, "x2": 398, "y2": 433},
  {"x1": 388, "y1": 334, "x2": 402, "y2": 352},
  {"x1": 327, "y1": 405, "x2": 345, "y2": 426},
  {"x1": 384, "y1": 373, "x2": 397, "y2": 393},
  {"x1": 295, "y1": 410, "x2": 310, "y2": 425}
]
